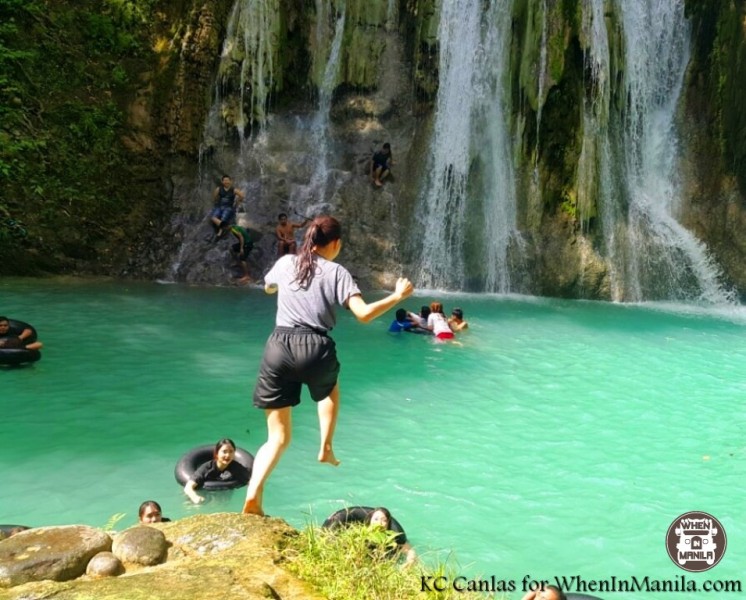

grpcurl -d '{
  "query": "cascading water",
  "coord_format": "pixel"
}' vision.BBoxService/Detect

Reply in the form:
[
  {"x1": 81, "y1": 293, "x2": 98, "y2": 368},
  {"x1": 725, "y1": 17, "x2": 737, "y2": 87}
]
[
  {"x1": 307, "y1": 1, "x2": 346, "y2": 205},
  {"x1": 476, "y1": 0, "x2": 522, "y2": 292},
  {"x1": 171, "y1": 0, "x2": 280, "y2": 282},
  {"x1": 594, "y1": 0, "x2": 733, "y2": 303},
  {"x1": 415, "y1": 0, "x2": 521, "y2": 292},
  {"x1": 202, "y1": 0, "x2": 280, "y2": 155}
]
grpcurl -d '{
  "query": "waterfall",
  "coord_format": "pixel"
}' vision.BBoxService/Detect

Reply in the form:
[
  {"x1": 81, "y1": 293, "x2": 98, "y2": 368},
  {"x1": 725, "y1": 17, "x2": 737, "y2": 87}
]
[
  {"x1": 415, "y1": 0, "x2": 520, "y2": 291},
  {"x1": 478, "y1": 0, "x2": 522, "y2": 292},
  {"x1": 308, "y1": 1, "x2": 346, "y2": 204},
  {"x1": 172, "y1": 0, "x2": 281, "y2": 283},
  {"x1": 594, "y1": 0, "x2": 733, "y2": 303},
  {"x1": 534, "y1": 0, "x2": 548, "y2": 169},
  {"x1": 202, "y1": 0, "x2": 280, "y2": 153},
  {"x1": 386, "y1": 0, "x2": 398, "y2": 31}
]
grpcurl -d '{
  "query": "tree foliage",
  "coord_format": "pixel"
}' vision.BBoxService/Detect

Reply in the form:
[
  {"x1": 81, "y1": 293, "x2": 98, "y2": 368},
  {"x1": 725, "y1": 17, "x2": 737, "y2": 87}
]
[{"x1": 0, "y1": 0, "x2": 159, "y2": 274}]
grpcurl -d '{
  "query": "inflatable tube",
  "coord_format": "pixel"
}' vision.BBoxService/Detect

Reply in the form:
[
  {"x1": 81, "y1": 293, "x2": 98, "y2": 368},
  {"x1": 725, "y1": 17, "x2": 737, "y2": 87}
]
[
  {"x1": 0, "y1": 319, "x2": 40, "y2": 366},
  {"x1": 322, "y1": 506, "x2": 405, "y2": 537},
  {"x1": 0, "y1": 348, "x2": 41, "y2": 366},
  {"x1": 0, "y1": 524, "x2": 30, "y2": 537},
  {"x1": 174, "y1": 444, "x2": 254, "y2": 490}
]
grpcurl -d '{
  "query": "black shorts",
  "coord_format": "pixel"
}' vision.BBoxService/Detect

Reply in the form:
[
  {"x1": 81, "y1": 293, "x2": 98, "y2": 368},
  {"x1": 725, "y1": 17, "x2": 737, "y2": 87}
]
[{"x1": 253, "y1": 327, "x2": 340, "y2": 409}]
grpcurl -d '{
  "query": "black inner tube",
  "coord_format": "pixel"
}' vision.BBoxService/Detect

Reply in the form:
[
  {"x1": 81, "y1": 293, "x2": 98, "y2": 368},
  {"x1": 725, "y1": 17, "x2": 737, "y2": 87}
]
[
  {"x1": 322, "y1": 506, "x2": 405, "y2": 536},
  {"x1": 173, "y1": 444, "x2": 254, "y2": 490},
  {"x1": 0, "y1": 320, "x2": 40, "y2": 366}
]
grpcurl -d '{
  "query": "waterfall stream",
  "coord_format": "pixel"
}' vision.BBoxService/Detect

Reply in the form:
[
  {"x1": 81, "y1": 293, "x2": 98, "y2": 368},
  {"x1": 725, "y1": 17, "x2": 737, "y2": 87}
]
[
  {"x1": 597, "y1": 0, "x2": 733, "y2": 303},
  {"x1": 415, "y1": 0, "x2": 520, "y2": 292},
  {"x1": 168, "y1": 0, "x2": 734, "y2": 301},
  {"x1": 308, "y1": 2, "x2": 347, "y2": 205}
]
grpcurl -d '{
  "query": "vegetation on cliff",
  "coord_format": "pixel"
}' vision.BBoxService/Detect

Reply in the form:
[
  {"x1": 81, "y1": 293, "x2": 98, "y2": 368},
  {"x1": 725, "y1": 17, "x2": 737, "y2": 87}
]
[
  {"x1": 0, "y1": 0, "x2": 167, "y2": 275},
  {"x1": 284, "y1": 522, "x2": 499, "y2": 599},
  {"x1": 685, "y1": 0, "x2": 746, "y2": 198}
]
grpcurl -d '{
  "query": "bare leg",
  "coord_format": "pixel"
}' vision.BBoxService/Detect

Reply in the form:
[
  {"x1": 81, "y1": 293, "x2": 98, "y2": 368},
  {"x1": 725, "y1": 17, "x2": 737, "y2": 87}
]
[
  {"x1": 317, "y1": 383, "x2": 341, "y2": 466},
  {"x1": 373, "y1": 167, "x2": 383, "y2": 187},
  {"x1": 242, "y1": 407, "x2": 292, "y2": 516},
  {"x1": 379, "y1": 168, "x2": 390, "y2": 183}
]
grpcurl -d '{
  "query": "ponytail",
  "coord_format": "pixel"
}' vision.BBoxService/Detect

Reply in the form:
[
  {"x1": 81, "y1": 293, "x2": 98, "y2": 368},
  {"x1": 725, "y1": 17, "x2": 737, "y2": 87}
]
[{"x1": 294, "y1": 216, "x2": 342, "y2": 289}]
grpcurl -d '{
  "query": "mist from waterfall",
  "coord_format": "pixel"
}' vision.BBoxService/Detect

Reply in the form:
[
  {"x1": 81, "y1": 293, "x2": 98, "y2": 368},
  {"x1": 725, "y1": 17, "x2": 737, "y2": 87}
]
[
  {"x1": 593, "y1": 0, "x2": 733, "y2": 303},
  {"x1": 415, "y1": 0, "x2": 520, "y2": 292}
]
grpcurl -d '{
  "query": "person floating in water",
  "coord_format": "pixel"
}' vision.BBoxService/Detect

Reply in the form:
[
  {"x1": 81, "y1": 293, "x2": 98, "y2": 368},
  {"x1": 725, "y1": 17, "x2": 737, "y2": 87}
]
[
  {"x1": 388, "y1": 308, "x2": 414, "y2": 332},
  {"x1": 138, "y1": 500, "x2": 170, "y2": 523},
  {"x1": 370, "y1": 143, "x2": 393, "y2": 188},
  {"x1": 448, "y1": 307, "x2": 469, "y2": 332},
  {"x1": 275, "y1": 212, "x2": 310, "y2": 257},
  {"x1": 242, "y1": 215, "x2": 414, "y2": 516},
  {"x1": 184, "y1": 438, "x2": 250, "y2": 504},
  {"x1": 209, "y1": 175, "x2": 245, "y2": 240},
  {"x1": 0, "y1": 316, "x2": 42, "y2": 350},
  {"x1": 229, "y1": 224, "x2": 254, "y2": 284},
  {"x1": 366, "y1": 507, "x2": 417, "y2": 569},
  {"x1": 406, "y1": 305, "x2": 432, "y2": 334},
  {"x1": 427, "y1": 301, "x2": 454, "y2": 341}
]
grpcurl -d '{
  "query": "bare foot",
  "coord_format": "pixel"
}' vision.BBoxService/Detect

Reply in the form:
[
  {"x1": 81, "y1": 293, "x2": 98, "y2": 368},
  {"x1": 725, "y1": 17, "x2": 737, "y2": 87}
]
[
  {"x1": 318, "y1": 445, "x2": 341, "y2": 466},
  {"x1": 374, "y1": 179, "x2": 383, "y2": 187},
  {"x1": 242, "y1": 498, "x2": 265, "y2": 516}
]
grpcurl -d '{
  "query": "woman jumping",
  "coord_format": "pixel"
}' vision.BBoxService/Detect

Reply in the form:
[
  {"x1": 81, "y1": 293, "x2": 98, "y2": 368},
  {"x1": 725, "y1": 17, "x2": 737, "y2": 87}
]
[{"x1": 242, "y1": 216, "x2": 414, "y2": 516}]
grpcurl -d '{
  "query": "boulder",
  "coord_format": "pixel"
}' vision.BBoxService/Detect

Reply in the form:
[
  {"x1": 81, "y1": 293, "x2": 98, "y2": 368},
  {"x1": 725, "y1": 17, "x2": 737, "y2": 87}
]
[
  {"x1": 86, "y1": 552, "x2": 123, "y2": 578},
  {"x1": 1, "y1": 513, "x2": 324, "y2": 600},
  {"x1": 112, "y1": 526, "x2": 167, "y2": 566},
  {"x1": 0, "y1": 525, "x2": 111, "y2": 588}
]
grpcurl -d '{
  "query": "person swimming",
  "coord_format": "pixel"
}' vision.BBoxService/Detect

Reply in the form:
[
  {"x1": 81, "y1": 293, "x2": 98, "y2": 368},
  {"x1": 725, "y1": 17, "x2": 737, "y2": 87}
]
[
  {"x1": 366, "y1": 507, "x2": 417, "y2": 568},
  {"x1": 426, "y1": 302, "x2": 454, "y2": 341},
  {"x1": 388, "y1": 308, "x2": 414, "y2": 332},
  {"x1": 183, "y1": 438, "x2": 250, "y2": 504},
  {"x1": 138, "y1": 500, "x2": 170, "y2": 523}
]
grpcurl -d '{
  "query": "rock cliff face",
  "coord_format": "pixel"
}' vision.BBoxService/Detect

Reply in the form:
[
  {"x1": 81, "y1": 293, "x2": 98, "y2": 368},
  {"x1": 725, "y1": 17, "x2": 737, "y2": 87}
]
[{"x1": 17, "y1": 0, "x2": 744, "y2": 300}]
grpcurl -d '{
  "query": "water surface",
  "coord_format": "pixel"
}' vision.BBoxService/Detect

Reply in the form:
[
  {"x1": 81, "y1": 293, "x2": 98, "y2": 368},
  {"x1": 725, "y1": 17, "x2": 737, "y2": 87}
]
[{"x1": 1, "y1": 278, "x2": 744, "y2": 597}]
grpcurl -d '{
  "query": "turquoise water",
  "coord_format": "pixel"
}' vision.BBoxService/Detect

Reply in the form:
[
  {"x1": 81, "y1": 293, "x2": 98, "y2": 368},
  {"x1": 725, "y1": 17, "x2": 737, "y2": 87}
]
[{"x1": 2, "y1": 278, "x2": 744, "y2": 598}]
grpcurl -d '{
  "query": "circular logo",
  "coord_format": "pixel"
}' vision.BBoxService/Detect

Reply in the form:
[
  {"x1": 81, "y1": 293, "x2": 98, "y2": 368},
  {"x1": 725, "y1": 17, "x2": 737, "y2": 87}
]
[{"x1": 665, "y1": 511, "x2": 727, "y2": 572}]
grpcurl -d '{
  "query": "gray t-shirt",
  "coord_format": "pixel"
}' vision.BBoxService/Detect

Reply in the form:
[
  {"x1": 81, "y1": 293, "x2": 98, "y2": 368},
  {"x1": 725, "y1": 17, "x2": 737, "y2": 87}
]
[{"x1": 265, "y1": 254, "x2": 361, "y2": 332}]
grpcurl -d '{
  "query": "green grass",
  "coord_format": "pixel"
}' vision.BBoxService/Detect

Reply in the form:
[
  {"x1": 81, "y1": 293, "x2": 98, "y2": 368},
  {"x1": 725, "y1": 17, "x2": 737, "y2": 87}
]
[{"x1": 281, "y1": 522, "x2": 505, "y2": 600}]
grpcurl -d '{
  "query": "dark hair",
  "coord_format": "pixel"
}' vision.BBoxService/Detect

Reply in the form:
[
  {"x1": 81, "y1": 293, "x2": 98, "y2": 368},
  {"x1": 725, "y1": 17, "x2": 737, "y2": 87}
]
[
  {"x1": 365, "y1": 507, "x2": 392, "y2": 529},
  {"x1": 214, "y1": 438, "x2": 236, "y2": 458},
  {"x1": 383, "y1": 143, "x2": 391, "y2": 151},
  {"x1": 430, "y1": 301, "x2": 444, "y2": 315},
  {"x1": 420, "y1": 306, "x2": 431, "y2": 318},
  {"x1": 221, "y1": 174, "x2": 231, "y2": 180},
  {"x1": 295, "y1": 216, "x2": 342, "y2": 289},
  {"x1": 0, "y1": 316, "x2": 8, "y2": 323},
  {"x1": 451, "y1": 308, "x2": 463, "y2": 319},
  {"x1": 395, "y1": 308, "x2": 407, "y2": 321},
  {"x1": 278, "y1": 213, "x2": 288, "y2": 219},
  {"x1": 138, "y1": 500, "x2": 162, "y2": 519},
  {"x1": 546, "y1": 585, "x2": 567, "y2": 600}
]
